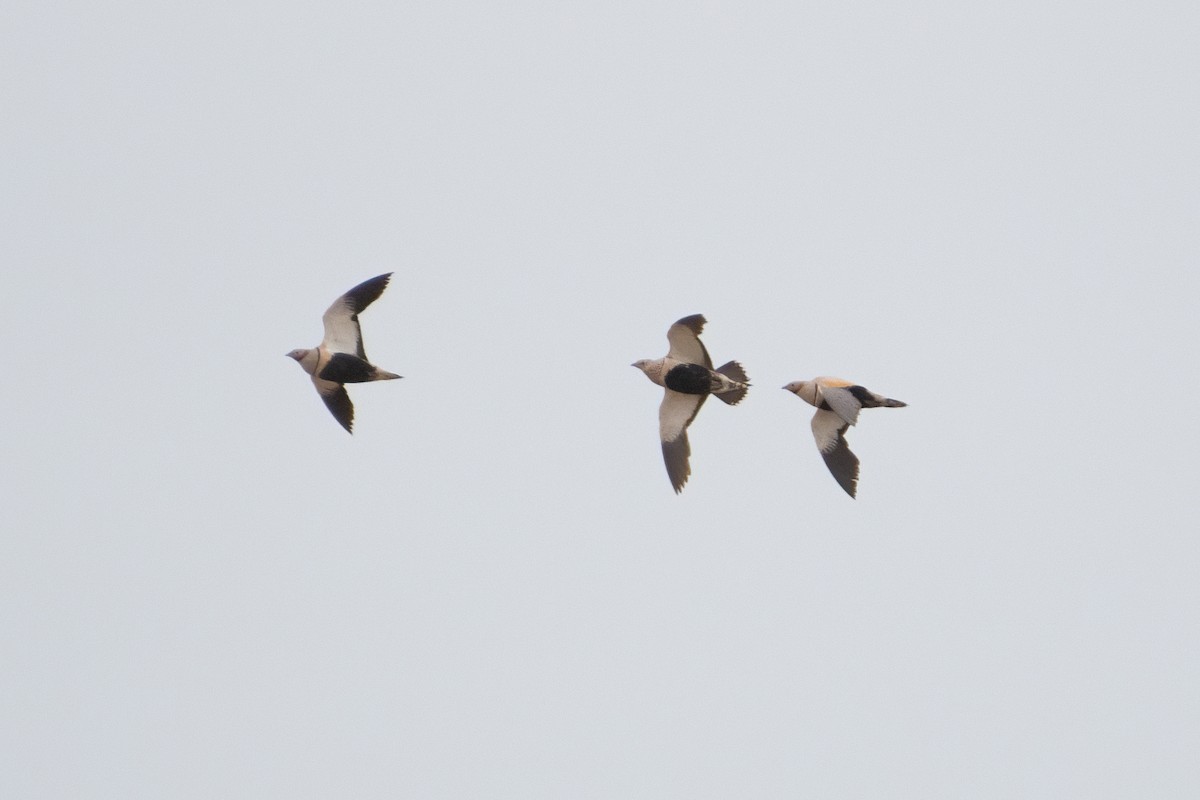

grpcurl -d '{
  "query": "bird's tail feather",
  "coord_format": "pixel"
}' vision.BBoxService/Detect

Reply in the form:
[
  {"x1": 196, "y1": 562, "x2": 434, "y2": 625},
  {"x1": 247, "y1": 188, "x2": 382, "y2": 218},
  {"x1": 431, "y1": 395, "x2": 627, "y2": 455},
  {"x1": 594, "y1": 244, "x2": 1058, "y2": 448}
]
[{"x1": 714, "y1": 360, "x2": 749, "y2": 405}]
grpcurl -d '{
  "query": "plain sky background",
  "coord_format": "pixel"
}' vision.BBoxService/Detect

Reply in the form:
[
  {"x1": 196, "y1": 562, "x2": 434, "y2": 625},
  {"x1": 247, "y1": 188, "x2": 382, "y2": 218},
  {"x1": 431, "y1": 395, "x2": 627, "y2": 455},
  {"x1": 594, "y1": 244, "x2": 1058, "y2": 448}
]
[{"x1": 2, "y1": 2, "x2": 1198, "y2": 797}]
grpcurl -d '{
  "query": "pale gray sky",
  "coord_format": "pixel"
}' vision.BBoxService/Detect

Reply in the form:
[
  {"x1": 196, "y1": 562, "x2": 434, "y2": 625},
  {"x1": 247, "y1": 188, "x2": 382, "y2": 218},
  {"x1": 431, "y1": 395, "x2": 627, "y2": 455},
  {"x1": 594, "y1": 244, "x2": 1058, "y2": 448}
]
[{"x1": 3, "y1": 2, "x2": 1198, "y2": 798}]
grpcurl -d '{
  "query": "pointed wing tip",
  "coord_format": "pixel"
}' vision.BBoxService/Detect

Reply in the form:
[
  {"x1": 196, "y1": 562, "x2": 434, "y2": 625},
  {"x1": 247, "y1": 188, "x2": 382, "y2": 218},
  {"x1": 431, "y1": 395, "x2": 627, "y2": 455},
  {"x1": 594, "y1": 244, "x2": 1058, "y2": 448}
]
[
  {"x1": 339, "y1": 273, "x2": 394, "y2": 314},
  {"x1": 821, "y1": 441, "x2": 860, "y2": 498},
  {"x1": 810, "y1": 409, "x2": 859, "y2": 497},
  {"x1": 673, "y1": 314, "x2": 707, "y2": 334},
  {"x1": 317, "y1": 383, "x2": 356, "y2": 434},
  {"x1": 661, "y1": 434, "x2": 692, "y2": 495}
]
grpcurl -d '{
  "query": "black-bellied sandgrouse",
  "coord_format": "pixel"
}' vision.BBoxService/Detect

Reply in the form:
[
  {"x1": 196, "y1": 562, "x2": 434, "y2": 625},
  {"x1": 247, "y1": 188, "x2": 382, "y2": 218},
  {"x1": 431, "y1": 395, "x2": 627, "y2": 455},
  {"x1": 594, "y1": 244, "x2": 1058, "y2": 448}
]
[{"x1": 633, "y1": 314, "x2": 749, "y2": 493}]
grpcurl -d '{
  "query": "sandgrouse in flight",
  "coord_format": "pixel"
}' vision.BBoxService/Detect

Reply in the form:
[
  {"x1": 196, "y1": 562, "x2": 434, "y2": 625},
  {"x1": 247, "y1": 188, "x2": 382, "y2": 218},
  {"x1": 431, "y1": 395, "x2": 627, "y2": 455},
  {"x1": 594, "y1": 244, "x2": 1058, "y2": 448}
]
[
  {"x1": 633, "y1": 314, "x2": 749, "y2": 493},
  {"x1": 286, "y1": 273, "x2": 402, "y2": 433},
  {"x1": 783, "y1": 377, "x2": 906, "y2": 498}
]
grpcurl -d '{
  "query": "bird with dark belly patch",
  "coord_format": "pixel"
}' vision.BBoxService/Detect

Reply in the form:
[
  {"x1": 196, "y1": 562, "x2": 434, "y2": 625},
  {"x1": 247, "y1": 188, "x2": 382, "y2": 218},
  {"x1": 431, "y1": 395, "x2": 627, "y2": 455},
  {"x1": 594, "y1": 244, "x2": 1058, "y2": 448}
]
[
  {"x1": 286, "y1": 273, "x2": 403, "y2": 433},
  {"x1": 633, "y1": 314, "x2": 750, "y2": 493},
  {"x1": 663, "y1": 362, "x2": 722, "y2": 395}
]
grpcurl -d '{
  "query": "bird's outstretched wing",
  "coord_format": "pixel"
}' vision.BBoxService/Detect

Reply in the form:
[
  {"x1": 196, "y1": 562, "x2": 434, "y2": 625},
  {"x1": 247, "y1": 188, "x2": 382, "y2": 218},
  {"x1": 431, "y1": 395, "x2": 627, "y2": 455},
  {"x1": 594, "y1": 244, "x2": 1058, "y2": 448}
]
[
  {"x1": 313, "y1": 375, "x2": 355, "y2": 434},
  {"x1": 811, "y1": 408, "x2": 858, "y2": 497},
  {"x1": 665, "y1": 314, "x2": 712, "y2": 368},
  {"x1": 659, "y1": 389, "x2": 707, "y2": 493},
  {"x1": 321, "y1": 273, "x2": 392, "y2": 359}
]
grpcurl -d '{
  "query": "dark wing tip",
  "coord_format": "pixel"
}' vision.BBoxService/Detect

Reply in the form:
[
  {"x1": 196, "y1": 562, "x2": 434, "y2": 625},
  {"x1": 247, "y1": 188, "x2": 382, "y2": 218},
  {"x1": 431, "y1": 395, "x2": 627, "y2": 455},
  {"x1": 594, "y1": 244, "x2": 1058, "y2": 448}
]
[
  {"x1": 661, "y1": 434, "x2": 692, "y2": 494},
  {"x1": 673, "y1": 314, "x2": 707, "y2": 336},
  {"x1": 341, "y1": 273, "x2": 393, "y2": 314},
  {"x1": 320, "y1": 385, "x2": 355, "y2": 434},
  {"x1": 821, "y1": 428, "x2": 860, "y2": 498}
]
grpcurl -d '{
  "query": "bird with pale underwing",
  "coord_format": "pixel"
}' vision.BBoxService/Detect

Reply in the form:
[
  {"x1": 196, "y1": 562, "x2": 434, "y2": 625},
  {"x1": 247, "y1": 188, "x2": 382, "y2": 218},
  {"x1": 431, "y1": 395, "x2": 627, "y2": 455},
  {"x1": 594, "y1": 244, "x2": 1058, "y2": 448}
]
[
  {"x1": 633, "y1": 314, "x2": 749, "y2": 493},
  {"x1": 783, "y1": 377, "x2": 905, "y2": 498},
  {"x1": 286, "y1": 273, "x2": 402, "y2": 433}
]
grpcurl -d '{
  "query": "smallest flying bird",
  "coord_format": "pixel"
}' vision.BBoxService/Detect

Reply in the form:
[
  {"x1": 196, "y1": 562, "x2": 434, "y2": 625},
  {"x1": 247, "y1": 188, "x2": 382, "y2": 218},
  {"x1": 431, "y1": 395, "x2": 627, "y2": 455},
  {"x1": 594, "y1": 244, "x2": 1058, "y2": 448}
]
[
  {"x1": 286, "y1": 273, "x2": 402, "y2": 434},
  {"x1": 783, "y1": 377, "x2": 906, "y2": 498},
  {"x1": 633, "y1": 314, "x2": 750, "y2": 493}
]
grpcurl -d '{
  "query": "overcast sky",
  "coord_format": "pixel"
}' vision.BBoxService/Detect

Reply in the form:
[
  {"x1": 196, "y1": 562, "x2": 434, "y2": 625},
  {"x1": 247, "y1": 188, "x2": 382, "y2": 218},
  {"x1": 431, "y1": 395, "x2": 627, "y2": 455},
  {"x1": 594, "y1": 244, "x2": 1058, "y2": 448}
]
[{"x1": 2, "y1": 2, "x2": 1198, "y2": 798}]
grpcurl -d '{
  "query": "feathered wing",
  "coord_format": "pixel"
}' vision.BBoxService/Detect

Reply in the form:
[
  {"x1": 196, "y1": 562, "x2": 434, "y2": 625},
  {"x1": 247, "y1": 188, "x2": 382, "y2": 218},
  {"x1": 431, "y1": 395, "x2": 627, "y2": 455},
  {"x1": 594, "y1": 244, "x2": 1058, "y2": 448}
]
[
  {"x1": 819, "y1": 385, "x2": 863, "y2": 427},
  {"x1": 321, "y1": 273, "x2": 393, "y2": 358},
  {"x1": 313, "y1": 375, "x2": 355, "y2": 434},
  {"x1": 659, "y1": 389, "x2": 707, "y2": 493},
  {"x1": 665, "y1": 314, "x2": 712, "y2": 368},
  {"x1": 811, "y1": 409, "x2": 858, "y2": 497}
]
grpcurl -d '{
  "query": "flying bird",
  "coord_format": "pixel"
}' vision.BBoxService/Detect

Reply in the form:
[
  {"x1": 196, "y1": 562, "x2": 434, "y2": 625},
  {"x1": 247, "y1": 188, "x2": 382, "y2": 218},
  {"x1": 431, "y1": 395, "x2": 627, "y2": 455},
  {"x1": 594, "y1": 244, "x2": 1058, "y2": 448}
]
[
  {"x1": 286, "y1": 273, "x2": 402, "y2": 433},
  {"x1": 783, "y1": 377, "x2": 906, "y2": 498},
  {"x1": 633, "y1": 314, "x2": 749, "y2": 493}
]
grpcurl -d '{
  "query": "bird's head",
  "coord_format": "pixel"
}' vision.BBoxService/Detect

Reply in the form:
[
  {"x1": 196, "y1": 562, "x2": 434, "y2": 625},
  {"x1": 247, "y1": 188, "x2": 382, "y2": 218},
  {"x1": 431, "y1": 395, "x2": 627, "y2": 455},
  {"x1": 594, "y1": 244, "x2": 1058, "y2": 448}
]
[
  {"x1": 783, "y1": 380, "x2": 819, "y2": 406},
  {"x1": 631, "y1": 358, "x2": 659, "y2": 379},
  {"x1": 632, "y1": 358, "x2": 667, "y2": 386},
  {"x1": 285, "y1": 348, "x2": 310, "y2": 362}
]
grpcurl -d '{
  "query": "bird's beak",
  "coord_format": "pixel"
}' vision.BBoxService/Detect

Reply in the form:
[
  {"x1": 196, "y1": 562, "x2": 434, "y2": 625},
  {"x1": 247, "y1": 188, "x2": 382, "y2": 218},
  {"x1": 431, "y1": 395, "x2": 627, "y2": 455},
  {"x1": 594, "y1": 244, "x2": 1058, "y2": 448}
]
[{"x1": 630, "y1": 362, "x2": 637, "y2": 368}]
